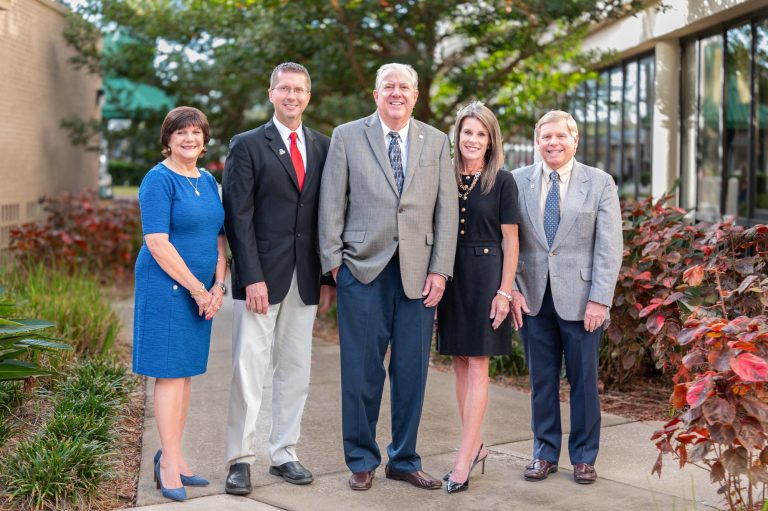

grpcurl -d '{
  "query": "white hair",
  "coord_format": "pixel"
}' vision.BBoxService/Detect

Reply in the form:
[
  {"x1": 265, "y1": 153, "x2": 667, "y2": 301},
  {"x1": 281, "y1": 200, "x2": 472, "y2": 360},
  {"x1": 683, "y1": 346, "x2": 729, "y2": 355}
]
[{"x1": 375, "y1": 63, "x2": 418, "y2": 91}]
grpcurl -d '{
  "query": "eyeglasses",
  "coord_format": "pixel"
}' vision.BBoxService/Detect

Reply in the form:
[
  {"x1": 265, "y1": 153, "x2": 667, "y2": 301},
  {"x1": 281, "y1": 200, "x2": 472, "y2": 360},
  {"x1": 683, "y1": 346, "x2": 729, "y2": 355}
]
[{"x1": 273, "y1": 86, "x2": 310, "y2": 97}]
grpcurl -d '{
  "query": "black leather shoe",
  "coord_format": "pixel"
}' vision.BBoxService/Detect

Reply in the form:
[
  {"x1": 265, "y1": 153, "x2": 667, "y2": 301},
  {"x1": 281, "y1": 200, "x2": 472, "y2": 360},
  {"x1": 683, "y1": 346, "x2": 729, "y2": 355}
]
[
  {"x1": 225, "y1": 462, "x2": 252, "y2": 495},
  {"x1": 269, "y1": 460, "x2": 314, "y2": 485}
]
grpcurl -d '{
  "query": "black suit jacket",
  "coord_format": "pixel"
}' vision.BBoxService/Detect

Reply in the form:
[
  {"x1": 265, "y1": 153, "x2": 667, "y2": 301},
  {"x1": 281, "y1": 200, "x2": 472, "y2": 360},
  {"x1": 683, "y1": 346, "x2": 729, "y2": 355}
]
[{"x1": 222, "y1": 120, "x2": 331, "y2": 304}]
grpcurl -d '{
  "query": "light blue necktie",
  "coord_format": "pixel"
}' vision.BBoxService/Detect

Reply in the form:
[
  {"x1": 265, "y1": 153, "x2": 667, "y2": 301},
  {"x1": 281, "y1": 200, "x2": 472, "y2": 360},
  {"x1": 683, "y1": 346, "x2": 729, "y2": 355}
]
[
  {"x1": 544, "y1": 171, "x2": 560, "y2": 247},
  {"x1": 388, "y1": 132, "x2": 404, "y2": 195}
]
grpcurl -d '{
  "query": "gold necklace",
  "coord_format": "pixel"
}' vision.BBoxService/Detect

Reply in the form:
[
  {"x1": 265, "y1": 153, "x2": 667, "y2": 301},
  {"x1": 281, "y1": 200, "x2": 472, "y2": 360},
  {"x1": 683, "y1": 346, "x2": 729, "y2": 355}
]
[{"x1": 458, "y1": 172, "x2": 482, "y2": 201}]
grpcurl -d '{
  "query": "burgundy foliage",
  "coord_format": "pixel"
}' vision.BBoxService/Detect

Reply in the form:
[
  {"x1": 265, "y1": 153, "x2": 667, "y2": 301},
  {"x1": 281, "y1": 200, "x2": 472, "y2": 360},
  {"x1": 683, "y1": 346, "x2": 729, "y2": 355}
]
[{"x1": 8, "y1": 191, "x2": 141, "y2": 281}]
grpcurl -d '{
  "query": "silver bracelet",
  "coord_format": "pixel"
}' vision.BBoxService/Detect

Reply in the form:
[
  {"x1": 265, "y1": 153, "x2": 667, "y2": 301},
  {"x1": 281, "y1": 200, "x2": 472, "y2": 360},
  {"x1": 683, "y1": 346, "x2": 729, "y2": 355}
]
[{"x1": 496, "y1": 289, "x2": 513, "y2": 301}]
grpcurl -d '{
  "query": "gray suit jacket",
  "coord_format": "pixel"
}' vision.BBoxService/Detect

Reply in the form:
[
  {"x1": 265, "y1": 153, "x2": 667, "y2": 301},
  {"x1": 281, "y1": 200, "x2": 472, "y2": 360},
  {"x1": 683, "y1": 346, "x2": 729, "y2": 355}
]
[
  {"x1": 512, "y1": 161, "x2": 623, "y2": 321},
  {"x1": 319, "y1": 113, "x2": 458, "y2": 299}
]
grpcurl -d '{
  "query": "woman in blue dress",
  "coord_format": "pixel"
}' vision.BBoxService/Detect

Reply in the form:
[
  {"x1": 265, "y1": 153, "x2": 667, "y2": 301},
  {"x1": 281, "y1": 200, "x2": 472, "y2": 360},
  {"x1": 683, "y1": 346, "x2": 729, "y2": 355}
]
[{"x1": 133, "y1": 106, "x2": 227, "y2": 501}]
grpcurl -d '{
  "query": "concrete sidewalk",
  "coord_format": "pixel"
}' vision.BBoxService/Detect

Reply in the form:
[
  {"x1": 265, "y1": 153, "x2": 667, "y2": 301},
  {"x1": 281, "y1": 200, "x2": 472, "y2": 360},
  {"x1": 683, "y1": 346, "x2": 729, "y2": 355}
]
[{"x1": 115, "y1": 293, "x2": 723, "y2": 511}]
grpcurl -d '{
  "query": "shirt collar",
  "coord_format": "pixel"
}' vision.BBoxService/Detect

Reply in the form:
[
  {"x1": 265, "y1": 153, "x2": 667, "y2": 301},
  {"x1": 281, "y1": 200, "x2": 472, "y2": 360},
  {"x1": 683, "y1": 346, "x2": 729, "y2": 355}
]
[
  {"x1": 542, "y1": 158, "x2": 574, "y2": 183},
  {"x1": 272, "y1": 116, "x2": 304, "y2": 144},
  {"x1": 378, "y1": 113, "x2": 410, "y2": 143}
]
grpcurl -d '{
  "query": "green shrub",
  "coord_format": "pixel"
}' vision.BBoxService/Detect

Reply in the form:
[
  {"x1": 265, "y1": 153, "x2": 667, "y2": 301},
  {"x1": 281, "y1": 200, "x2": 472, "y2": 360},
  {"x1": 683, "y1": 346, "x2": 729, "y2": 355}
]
[
  {"x1": 6, "y1": 264, "x2": 121, "y2": 357},
  {"x1": 0, "y1": 287, "x2": 72, "y2": 381},
  {"x1": 0, "y1": 380, "x2": 23, "y2": 413},
  {"x1": 489, "y1": 334, "x2": 527, "y2": 378},
  {"x1": 3, "y1": 435, "x2": 109, "y2": 509},
  {"x1": 108, "y1": 159, "x2": 148, "y2": 186},
  {"x1": 0, "y1": 358, "x2": 132, "y2": 509}
]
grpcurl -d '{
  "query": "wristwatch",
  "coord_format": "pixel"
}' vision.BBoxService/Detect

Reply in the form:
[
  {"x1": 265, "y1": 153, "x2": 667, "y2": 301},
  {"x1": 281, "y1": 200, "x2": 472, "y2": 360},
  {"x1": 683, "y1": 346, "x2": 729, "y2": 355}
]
[{"x1": 215, "y1": 280, "x2": 226, "y2": 294}]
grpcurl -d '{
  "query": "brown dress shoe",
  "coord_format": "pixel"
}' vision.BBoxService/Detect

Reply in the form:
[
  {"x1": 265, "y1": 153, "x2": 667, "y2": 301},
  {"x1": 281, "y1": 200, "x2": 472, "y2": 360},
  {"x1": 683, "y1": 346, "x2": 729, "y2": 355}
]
[
  {"x1": 523, "y1": 459, "x2": 558, "y2": 481},
  {"x1": 384, "y1": 463, "x2": 442, "y2": 490},
  {"x1": 349, "y1": 470, "x2": 375, "y2": 491},
  {"x1": 573, "y1": 463, "x2": 597, "y2": 484}
]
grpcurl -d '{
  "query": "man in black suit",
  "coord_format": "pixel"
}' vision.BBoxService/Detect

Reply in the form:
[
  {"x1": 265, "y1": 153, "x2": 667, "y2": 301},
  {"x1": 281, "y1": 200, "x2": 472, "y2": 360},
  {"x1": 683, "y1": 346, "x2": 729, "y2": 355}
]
[{"x1": 222, "y1": 62, "x2": 331, "y2": 495}]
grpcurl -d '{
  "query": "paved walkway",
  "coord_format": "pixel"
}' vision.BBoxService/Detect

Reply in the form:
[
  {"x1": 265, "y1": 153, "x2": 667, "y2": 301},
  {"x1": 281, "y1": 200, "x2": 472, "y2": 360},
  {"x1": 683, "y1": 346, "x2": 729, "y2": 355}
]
[{"x1": 115, "y1": 288, "x2": 723, "y2": 511}]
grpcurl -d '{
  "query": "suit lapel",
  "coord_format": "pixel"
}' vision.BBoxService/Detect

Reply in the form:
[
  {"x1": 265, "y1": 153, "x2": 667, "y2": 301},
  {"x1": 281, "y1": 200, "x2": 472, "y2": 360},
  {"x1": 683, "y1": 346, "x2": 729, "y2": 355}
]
[
  {"x1": 401, "y1": 121, "x2": 424, "y2": 195},
  {"x1": 523, "y1": 163, "x2": 549, "y2": 249},
  {"x1": 302, "y1": 127, "x2": 319, "y2": 193},
  {"x1": 364, "y1": 114, "x2": 400, "y2": 196},
  {"x1": 265, "y1": 120, "x2": 300, "y2": 191},
  {"x1": 551, "y1": 161, "x2": 589, "y2": 250}
]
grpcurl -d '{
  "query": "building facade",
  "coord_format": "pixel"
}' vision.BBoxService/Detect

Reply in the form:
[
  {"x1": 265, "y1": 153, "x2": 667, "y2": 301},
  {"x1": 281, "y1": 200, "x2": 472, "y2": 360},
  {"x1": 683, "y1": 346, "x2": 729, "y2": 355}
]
[
  {"x1": 0, "y1": 0, "x2": 101, "y2": 262},
  {"x1": 568, "y1": 0, "x2": 768, "y2": 225}
]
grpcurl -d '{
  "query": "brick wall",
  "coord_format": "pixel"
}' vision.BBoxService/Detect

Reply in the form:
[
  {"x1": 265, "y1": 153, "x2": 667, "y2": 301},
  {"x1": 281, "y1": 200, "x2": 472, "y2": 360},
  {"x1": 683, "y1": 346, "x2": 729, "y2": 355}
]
[{"x1": 0, "y1": 0, "x2": 101, "y2": 264}]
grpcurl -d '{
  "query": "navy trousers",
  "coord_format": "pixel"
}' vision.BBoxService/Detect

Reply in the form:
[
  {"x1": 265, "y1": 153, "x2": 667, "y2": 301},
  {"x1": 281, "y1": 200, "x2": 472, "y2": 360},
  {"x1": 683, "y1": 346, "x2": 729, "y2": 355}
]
[
  {"x1": 336, "y1": 258, "x2": 435, "y2": 473},
  {"x1": 520, "y1": 282, "x2": 602, "y2": 465}
]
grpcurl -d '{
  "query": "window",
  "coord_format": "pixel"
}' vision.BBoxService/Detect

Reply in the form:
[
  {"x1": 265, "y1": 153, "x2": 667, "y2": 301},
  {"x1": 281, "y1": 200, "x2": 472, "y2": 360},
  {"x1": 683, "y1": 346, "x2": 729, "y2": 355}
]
[
  {"x1": 569, "y1": 53, "x2": 655, "y2": 200},
  {"x1": 683, "y1": 17, "x2": 768, "y2": 224}
]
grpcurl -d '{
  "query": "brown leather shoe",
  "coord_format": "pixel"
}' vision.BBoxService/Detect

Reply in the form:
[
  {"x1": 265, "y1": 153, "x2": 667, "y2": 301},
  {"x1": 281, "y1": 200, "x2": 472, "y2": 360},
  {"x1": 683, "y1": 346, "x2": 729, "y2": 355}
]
[
  {"x1": 384, "y1": 463, "x2": 442, "y2": 490},
  {"x1": 349, "y1": 470, "x2": 375, "y2": 491},
  {"x1": 573, "y1": 463, "x2": 597, "y2": 484},
  {"x1": 523, "y1": 459, "x2": 558, "y2": 481}
]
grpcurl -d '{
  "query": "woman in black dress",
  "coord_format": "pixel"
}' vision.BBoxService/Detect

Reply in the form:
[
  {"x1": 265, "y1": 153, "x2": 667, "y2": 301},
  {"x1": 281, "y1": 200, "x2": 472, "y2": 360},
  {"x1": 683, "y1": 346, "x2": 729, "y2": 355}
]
[{"x1": 438, "y1": 102, "x2": 520, "y2": 493}]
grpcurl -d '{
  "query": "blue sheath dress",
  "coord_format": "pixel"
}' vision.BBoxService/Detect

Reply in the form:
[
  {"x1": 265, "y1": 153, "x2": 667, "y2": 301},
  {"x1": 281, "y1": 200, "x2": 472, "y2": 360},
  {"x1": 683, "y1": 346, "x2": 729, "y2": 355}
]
[{"x1": 132, "y1": 163, "x2": 224, "y2": 378}]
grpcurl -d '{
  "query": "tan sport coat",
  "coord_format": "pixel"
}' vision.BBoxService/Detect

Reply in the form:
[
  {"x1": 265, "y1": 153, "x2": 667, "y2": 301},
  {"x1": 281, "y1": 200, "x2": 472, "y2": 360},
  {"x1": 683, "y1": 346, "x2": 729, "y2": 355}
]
[{"x1": 319, "y1": 113, "x2": 458, "y2": 299}]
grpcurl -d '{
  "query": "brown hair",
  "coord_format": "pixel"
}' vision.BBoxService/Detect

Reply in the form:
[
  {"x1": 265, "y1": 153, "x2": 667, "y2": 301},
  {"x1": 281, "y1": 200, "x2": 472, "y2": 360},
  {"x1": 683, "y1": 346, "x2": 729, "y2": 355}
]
[
  {"x1": 270, "y1": 62, "x2": 312, "y2": 90},
  {"x1": 453, "y1": 101, "x2": 504, "y2": 194},
  {"x1": 160, "y1": 106, "x2": 210, "y2": 157}
]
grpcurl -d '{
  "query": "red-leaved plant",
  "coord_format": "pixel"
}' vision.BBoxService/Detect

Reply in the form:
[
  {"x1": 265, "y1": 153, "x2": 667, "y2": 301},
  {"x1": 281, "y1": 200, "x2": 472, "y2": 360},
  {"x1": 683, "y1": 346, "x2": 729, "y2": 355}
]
[
  {"x1": 9, "y1": 191, "x2": 141, "y2": 281},
  {"x1": 650, "y1": 220, "x2": 768, "y2": 510}
]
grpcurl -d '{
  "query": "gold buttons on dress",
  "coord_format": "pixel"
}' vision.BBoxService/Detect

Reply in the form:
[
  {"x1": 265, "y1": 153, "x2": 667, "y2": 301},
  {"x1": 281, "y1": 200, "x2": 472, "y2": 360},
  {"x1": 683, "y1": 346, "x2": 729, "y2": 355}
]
[
  {"x1": 460, "y1": 230, "x2": 465, "y2": 235},
  {"x1": 461, "y1": 207, "x2": 466, "y2": 213},
  {"x1": 483, "y1": 248, "x2": 489, "y2": 254},
  {"x1": 460, "y1": 218, "x2": 465, "y2": 224}
]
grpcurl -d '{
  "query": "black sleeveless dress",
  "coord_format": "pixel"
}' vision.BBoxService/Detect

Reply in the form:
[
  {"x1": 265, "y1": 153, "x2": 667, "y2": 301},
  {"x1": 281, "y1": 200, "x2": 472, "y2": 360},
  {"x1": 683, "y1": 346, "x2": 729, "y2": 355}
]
[{"x1": 437, "y1": 170, "x2": 521, "y2": 356}]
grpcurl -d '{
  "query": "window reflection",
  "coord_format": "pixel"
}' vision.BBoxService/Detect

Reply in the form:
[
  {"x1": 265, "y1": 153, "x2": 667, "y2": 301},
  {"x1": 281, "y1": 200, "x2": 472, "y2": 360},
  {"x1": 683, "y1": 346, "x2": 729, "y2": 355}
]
[
  {"x1": 756, "y1": 21, "x2": 768, "y2": 218},
  {"x1": 622, "y1": 61, "x2": 638, "y2": 199},
  {"x1": 568, "y1": 55, "x2": 654, "y2": 201},
  {"x1": 595, "y1": 71, "x2": 610, "y2": 171},
  {"x1": 638, "y1": 56, "x2": 654, "y2": 197},
  {"x1": 681, "y1": 40, "x2": 698, "y2": 210},
  {"x1": 725, "y1": 24, "x2": 751, "y2": 218},
  {"x1": 609, "y1": 67, "x2": 623, "y2": 184},
  {"x1": 697, "y1": 35, "x2": 724, "y2": 222}
]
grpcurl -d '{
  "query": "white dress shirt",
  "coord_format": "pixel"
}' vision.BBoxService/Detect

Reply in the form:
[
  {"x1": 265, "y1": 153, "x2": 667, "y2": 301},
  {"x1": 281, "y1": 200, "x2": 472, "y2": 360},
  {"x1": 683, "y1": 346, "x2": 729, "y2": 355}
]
[
  {"x1": 273, "y1": 116, "x2": 307, "y2": 169},
  {"x1": 378, "y1": 114, "x2": 409, "y2": 175}
]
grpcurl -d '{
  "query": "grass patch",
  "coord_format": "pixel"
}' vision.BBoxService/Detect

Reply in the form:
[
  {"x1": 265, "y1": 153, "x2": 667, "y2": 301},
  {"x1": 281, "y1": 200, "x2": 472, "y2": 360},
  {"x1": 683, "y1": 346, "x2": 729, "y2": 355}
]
[
  {"x1": 0, "y1": 358, "x2": 133, "y2": 510},
  {"x1": 6, "y1": 264, "x2": 121, "y2": 357},
  {"x1": 112, "y1": 186, "x2": 139, "y2": 199}
]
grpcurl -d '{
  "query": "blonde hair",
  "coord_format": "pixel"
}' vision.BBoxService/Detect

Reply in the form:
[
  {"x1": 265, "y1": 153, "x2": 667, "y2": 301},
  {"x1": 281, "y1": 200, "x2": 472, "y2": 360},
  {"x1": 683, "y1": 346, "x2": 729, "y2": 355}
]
[
  {"x1": 453, "y1": 101, "x2": 504, "y2": 194},
  {"x1": 534, "y1": 110, "x2": 579, "y2": 140}
]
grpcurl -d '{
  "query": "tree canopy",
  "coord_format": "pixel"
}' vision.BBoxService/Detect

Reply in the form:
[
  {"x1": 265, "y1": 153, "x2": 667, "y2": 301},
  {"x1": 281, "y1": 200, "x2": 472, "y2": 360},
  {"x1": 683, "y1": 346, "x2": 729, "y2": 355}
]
[{"x1": 64, "y1": 0, "x2": 649, "y2": 161}]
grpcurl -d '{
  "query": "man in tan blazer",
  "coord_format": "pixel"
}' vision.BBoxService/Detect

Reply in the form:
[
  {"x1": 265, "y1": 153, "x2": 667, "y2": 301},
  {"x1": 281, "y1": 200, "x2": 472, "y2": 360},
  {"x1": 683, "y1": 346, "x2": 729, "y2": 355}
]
[{"x1": 319, "y1": 63, "x2": 458, "y2": 491}]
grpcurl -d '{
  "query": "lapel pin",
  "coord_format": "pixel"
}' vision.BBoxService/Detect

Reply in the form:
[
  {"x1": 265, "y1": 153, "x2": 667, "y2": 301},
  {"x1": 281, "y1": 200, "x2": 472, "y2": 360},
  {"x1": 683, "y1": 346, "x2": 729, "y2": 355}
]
[
  {"x1": 419, "y1": 134, "x2": 424, "y2": 139},
  {"x1": 279, "y1": 148, "x2": 286, "y2": 155}
]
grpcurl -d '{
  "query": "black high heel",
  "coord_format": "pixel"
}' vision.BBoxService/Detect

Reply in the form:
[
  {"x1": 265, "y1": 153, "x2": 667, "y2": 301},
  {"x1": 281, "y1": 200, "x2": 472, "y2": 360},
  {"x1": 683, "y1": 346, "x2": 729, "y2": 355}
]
[{"x1": 443, "y1": 443, "x2": 487, "y2": 482}]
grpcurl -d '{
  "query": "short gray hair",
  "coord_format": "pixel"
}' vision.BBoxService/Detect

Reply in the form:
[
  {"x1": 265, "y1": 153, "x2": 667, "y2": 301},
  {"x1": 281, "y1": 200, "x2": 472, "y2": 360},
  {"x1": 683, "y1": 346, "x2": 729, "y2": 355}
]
[
  {"x1": 534, "y1": 110, "x2": 579, "y2": 139},
  {"x1": 375, "y1": 63, "x2": 418, "y2": 91},
  {"x1": 270, "y1": 62, "x2": 311, "y2": 91}
]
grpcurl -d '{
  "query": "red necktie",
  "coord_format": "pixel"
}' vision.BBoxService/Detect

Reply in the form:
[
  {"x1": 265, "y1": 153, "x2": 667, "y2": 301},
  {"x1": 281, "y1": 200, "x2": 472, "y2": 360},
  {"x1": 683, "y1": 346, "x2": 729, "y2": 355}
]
[{"x1": 289, "y1": 132, "x2": 305, "y2": 191}]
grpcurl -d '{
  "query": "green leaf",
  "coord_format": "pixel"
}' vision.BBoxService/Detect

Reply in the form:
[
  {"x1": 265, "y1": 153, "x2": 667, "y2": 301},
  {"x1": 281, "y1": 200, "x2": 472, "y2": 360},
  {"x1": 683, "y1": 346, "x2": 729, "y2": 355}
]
[
  {"x1": 0, "y1": 319, "x2": 56, "y2": 336},
  {"x1": 17, "y1": 339, "x2": 72, "y2": 351},
  {"x1": 0, "y1": 361, "x2": 53, "y2": 380}
]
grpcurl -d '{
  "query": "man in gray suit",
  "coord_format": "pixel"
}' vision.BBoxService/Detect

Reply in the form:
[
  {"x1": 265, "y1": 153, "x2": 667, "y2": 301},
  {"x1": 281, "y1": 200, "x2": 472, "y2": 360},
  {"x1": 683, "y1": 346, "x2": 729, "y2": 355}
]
[
  {"x1": 510, "y1": 110, "x2": 622, "y2": 485},
  {"x1": 319, "y1": 63, "x2": 457, "y2": 491}
]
